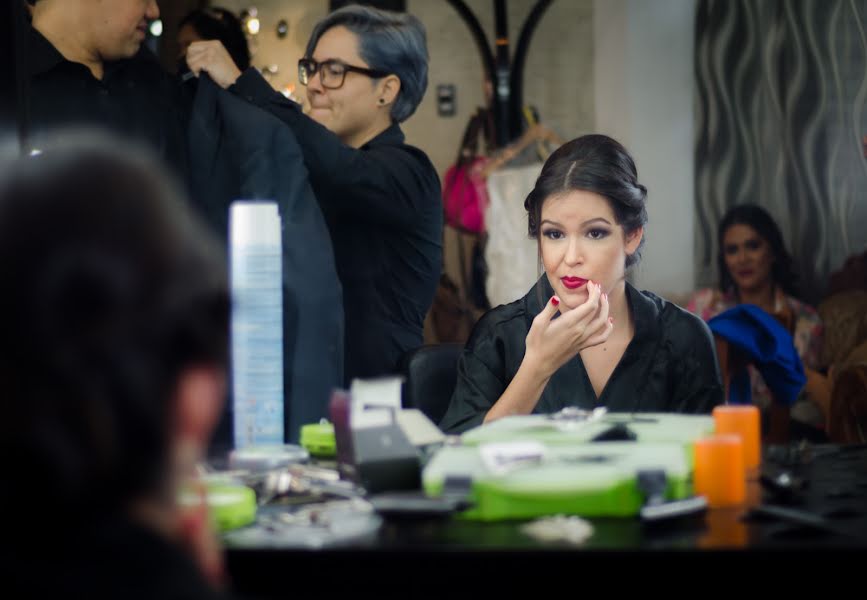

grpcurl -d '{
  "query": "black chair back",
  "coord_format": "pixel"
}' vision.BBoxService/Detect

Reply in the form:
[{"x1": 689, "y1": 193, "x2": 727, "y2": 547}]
[{"x1": 400, "y1": 344, "x2": 463, "y2": 425}]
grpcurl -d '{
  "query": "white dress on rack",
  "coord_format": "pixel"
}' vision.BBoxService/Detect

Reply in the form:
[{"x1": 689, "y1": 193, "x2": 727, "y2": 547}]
[{"x1": 484, "y1": 162, "x2": 544, "y2": 308}]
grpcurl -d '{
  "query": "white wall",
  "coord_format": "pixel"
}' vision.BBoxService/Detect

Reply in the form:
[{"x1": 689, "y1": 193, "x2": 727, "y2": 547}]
[{"x1": 594, "y1": 0, "x2": 697, "y2": 299}]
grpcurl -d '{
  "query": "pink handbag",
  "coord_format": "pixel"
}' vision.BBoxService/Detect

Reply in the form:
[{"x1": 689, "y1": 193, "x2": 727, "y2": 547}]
[
  {"x1": 443, "y1": 157, "x2": 488, "y2": 234},
  {"x1": 442, "y1": 109, "x2": 494, "y2": 234}
]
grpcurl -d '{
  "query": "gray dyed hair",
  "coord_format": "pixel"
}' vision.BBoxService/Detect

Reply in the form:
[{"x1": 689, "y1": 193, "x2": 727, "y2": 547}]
[{"x1": 305, "y1": 5, "x2": 428, "y2": 123}]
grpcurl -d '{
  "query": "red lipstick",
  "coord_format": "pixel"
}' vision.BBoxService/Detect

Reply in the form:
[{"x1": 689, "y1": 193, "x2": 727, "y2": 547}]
[{"x1": 561, "y1": 276, "x2": 588, "y2": 290}]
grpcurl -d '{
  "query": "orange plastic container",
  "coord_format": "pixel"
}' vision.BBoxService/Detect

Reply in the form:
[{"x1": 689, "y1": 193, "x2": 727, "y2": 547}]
[
  {"x1": 713, "y1": 405, "x2": 761, "y2": 471},
  {"x1": 693, "y1": 434, "x2": 746, "y2": 508}
]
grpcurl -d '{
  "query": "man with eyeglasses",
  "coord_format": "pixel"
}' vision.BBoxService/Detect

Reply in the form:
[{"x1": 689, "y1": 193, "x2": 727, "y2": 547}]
[{"x1": 187, "y1": 5, "x2": 443, "y2": 387}]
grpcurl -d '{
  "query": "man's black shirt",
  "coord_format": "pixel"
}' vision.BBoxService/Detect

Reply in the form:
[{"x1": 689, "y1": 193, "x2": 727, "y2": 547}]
[{"x1": 24, "y1": 26, "x2": 188, "y2": 182}]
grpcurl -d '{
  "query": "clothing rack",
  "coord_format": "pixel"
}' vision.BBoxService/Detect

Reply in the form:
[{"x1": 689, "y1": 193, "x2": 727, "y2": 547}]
[{"x1": 445, "y1": 0, "x2": 555, "y2": 147}]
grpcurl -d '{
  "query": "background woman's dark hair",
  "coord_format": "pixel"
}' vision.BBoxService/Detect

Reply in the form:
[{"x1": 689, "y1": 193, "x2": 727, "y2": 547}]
[
  {"x1": 524, "y1": 134, "x2": 648, "y2": 268},
  {"x1": 0, "y1": 138, "x2": 229, "y2": 525},
  {"x1": 716, "y1": 203, "x2": 800, "y2": 298},
  {"x1": 180, "y1": 7, "x2": 251, "y2": 71}
]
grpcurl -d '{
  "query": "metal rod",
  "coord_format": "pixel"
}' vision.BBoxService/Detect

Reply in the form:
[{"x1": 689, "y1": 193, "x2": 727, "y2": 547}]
[
  {"x1": 444, "y1": 0, "x2": 497, "y2": 87},
  {"x1": 493, "y1": 0, "x2": 512, "y2": 144},
  {"x1": 509, "y1": 0, "x2": 554, "y2": 138}
]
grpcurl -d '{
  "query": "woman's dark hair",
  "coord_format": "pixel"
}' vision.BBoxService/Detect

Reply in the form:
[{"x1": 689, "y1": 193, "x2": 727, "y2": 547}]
[
  {"x1": 716, "y1": 203, "x2": 799, "y2": 298},
  {"x1": 524, "y1": 134, "x2": 648, "y2": 267},
  {"x1": 0, "y1": 137, "x2": 229, "y2": 524},
  {"x1": 180, "y1": 7, "x2": 251, "y2": 71},
  {"x1": 305, "y1": 5, "x2": 428, "y2": 123}
]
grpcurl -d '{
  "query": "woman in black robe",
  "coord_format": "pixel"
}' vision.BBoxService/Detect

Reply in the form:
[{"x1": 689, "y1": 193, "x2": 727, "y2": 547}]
[{"x1": 440, "y1": 135, "x2": 723, "y2": 434}]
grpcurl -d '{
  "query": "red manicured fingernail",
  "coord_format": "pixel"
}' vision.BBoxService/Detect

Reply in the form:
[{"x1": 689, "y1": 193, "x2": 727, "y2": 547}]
[{"x1": 551, "y1": 296, "x2": 559, "y2": 306}]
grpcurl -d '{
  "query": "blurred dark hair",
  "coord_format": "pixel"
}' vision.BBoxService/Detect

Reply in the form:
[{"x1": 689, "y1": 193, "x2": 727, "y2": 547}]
[
  {"x1": 716, "y1": 203, "x2": 799, "y2": 298},
  {"x1": 180, "y1": 7, "x2": 251, "y2": 71},
  {"x1": 524, "y1": 134, "x2": 648, "y2": 267},
  {"x1": 0, "y1": 137, "x2": 229, "y2": 524}
]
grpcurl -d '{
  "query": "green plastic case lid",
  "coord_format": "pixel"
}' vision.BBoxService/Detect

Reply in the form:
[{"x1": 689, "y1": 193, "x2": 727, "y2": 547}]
[
  {"x1": 300, "y1": 421, "x2": 336, "y2": 457},
  {"x1": 423, "y1": 442, "x2": 692, "y2": 521},
  {"x1": 179, "y1": 483, "x2": 257, "y2": 532}
]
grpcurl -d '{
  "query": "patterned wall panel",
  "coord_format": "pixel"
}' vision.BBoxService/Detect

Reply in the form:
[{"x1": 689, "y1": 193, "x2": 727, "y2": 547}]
[{"x1": 695, "y1": 0, "x2": 867, "y2": 304}]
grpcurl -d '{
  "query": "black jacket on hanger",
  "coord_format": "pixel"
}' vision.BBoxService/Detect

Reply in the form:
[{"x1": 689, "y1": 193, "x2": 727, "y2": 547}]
[
  {"x1": 188, "y1": 75, "x2": 344, "y2": 444},
  {"x1": 440, "y1": 277, "x2": 724, "y2": 433},
  {"x1": 230, "y1": 69, "x2": 443, "y2": 385}
]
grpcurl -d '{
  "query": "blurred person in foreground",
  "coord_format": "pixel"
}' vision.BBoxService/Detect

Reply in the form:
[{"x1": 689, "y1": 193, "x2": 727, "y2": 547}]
[{"x1": 0, "y1": 137, "x2": 232, "y2": 599}]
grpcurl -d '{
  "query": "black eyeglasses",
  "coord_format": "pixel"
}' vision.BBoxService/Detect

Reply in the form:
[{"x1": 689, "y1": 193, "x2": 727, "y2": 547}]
[{"x1": 298, "y1": 58, "x2": 389, "y2": 89}]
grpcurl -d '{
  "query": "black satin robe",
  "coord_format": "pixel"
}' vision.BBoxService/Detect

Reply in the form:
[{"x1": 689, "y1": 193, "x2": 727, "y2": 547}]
[{"x1": 440, "y1": 277, "x2": 724, "y2": 433}]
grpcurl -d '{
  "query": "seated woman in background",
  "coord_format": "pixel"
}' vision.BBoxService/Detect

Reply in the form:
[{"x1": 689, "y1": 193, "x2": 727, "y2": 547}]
[
  {"x1": 687, "y1": 204, "x2": 824, "y2": 433},
  {"x1": 440, "y1": 135, "x2": 723, "y2": 434}
]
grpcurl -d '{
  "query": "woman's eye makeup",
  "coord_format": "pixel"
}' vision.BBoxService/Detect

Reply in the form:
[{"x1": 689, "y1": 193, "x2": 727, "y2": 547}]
[
  {"x1": 745, "y1": 239, "x2": 762, "y2": 251},
  {"x1": 542, "y1": 228, "x2": 564, "y2": 240},
  {"x1": 541, "y1": 226, "x2": 612, "y2": 240}
]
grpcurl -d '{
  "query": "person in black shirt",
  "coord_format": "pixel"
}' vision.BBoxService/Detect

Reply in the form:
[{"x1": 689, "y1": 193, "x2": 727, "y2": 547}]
[
  {"x1": 186, "y1": 5, "x2": 442, "y2": 385},
  {"x1": 439, "y1": 135, "x2": 723, "y2": 433},
  {"x1": 24, "y1": 0, "x2": 187, "y2": 180},
  {"x1": 0, "y1": 139, "x2": 231, "y2": 598}
]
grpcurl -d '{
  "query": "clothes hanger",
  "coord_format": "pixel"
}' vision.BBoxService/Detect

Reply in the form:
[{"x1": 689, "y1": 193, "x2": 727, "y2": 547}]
[
  {"x1": 479, "y1": 122, "x2": 564, "y2": 179},
  {"x1": 523, "y1": 105, "x2": 564, "y2": 163}
]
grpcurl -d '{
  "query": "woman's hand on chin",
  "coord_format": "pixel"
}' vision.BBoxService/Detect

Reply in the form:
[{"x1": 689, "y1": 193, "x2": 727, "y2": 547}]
[{"x1": 523, "y1": 281, "x2": 613, "y2": 377}]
